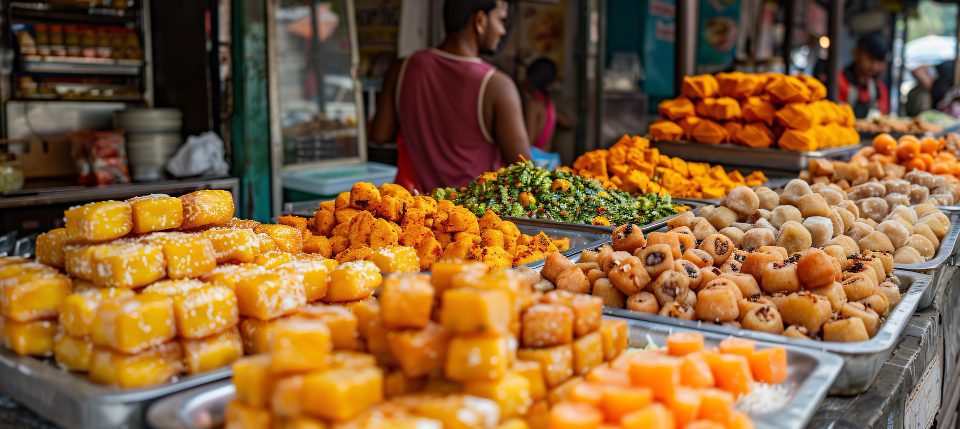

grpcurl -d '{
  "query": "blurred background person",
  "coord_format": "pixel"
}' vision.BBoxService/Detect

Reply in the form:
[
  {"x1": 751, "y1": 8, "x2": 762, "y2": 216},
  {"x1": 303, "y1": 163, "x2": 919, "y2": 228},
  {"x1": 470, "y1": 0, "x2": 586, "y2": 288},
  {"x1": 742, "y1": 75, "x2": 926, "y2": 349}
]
[{"x1": 838, "y1": 33, "x2": 891, "y2": 118}]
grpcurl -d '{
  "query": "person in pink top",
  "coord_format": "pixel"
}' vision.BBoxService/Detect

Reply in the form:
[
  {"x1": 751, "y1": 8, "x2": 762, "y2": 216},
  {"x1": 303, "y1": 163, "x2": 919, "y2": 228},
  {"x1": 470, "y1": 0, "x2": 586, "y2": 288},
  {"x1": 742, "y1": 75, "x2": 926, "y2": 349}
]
[{"x1": 370, "y1": 0, "x2": 531, "y2": 192}]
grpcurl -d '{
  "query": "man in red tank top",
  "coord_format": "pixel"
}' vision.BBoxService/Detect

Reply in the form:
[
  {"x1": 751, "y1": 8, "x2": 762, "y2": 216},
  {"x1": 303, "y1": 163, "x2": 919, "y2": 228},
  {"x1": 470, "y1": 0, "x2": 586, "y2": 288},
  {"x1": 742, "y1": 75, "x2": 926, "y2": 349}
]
[{"x1": 370, "y1": 0, "x2": 531, "y2": 192}]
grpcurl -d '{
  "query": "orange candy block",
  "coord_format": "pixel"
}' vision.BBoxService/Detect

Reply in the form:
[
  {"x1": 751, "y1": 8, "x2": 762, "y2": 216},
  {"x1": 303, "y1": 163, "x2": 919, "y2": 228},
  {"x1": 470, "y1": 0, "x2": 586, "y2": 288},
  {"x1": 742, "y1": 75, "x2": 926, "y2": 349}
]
[
  {"x1": 380, "y1": 273, "x2": 434, "y2": 330},
  {"x1": 269, "y1": 318, "x2": 332, "y2": 373},
  {"x1": 254, "y1": 250, "x2": 295, "y2": 268},
  {"x1": 300, "y1": 366, "x2": 384, "y2": 422},
  {"x1": 143, "y1": 280, "x2": 239, "y2": 339},
  {"x1": 226, "y1": 400, "x2": 273, "y2": 429},
  {"x1": 445, "y1": 334, "x2": 511, "y2": 382},
  {"x1": 59, "y1": 287, "x2": 135, "y2": 337},
  {"x1": 748, "y1": 347, "x2": 788, "y2": 384},
  {"x1": 179, "y1": 190, "x2": 234, "y2": 230},
  {"x1": 682, "y1": 75, "x2": 719, "y2": 99},
  {"x1": 548, "y1": 402, "x2": 602, "y2": 429},
  {"x1": 90, "y1": 294, "x2": 176, "y2": 354},
  {"x1": 235, "y1": 272, "x2": 306, "y2": 321},
  {"x1": 691, "y1": 120, "x2": 729, "y2": 144},
  {"x1": 328, "y1": 350, "x2": 377, "y2": 370},
  {"x1": 649, "y1": 121, "x2": 684, "y2": 142},
  {"x1": 201, "y1": 264, "x2": 266, "y2": 291},
  {"x1": 667, "y1": 332, "x2": 704, "y2": 356},
  {"x1": 88, "y1": 342, "x2": 184, "y2": 388},
  {"x1": 586, "y1": 365, "x2": 631, "y2": 387},
  {"x1": 270, "y1": 374, "x2": 305, "y2": 418},
  {"x1": 719, "y1": 337, "x2": 756, "y2": 358},
  {"x1": 53, "y1": 332, "x2": 94, "y2": 371},
  {"x1": 35, "y1": 228, "x2": 68, "y2": 268},
  {"x1": 324, "y1": 261, "x2": 382, "y2": 302},
  {"x1": 441, "y1": 287, "x2": 512, "y2": 335},
  {"x1": 127, "y1": 195, "x2": 184, "y2": 234},
  {"x1": 572, "y1": 331, "x2": 604, "y2": 376},
  {"x1": 1, "y1": 270, "x2": 72, "y2": 322},
  {"x1": 89, "y1": 242, "x2": 166, "y2": 288},
  {"x1": 387, "y1": 322, "x2": 447, "y2": 378},
  {"x1": 181, "y1": 327, "x2": 243, "y2": 374},
  {"x1": 621, "y1": 403, "x2": 675, "y2": 429},
  {"x1": 341, "y1": 296, "x2": 379, "y2": 336},
  {"x1": 668, "y1": 386, "x2": 703, "y2": 427},
  {"x1": 697, "y1": 387, "x2": 735, "y2": 424},
  {"x1": 704, "y1": 352, "x2": 754, "y2": 396},
  {"x1": 568, "y1": 382, "x2": 604, "y2": 406},
  {"x1": 238, "y1": 316, "x2": 289, "y2": 354},
  {"x1": 599, "y1": 319, "x2": 628, "y2": 361},
  {"x1": 64, "y1": 201, "x2": 133, "y2": 243},
  {"x1": 628, "y1": 356, "x2": 681, "y2": 400},
  {"x1": 779, "y1": 129, "x2": 817, "y2": 151},
  {"x1": 521, "y1": 304, "x2": 574, "y2": 347},
  {"x1": 680, "y1": 352, "x2": 716, "y2": 388},
  {"x1": 659, "y1": 98, "x2": 696, "y2": 121},
  {"x1": 297, "y1": 304, "x2": 358, "y2": 350},
  {"x1": 514, "y1": 360, "x2": 548, "y2": 401},
  {"x1": 1, "y1": 318, "x2": 57, "y2": 356},
  {"x1": 233, "y1": 354, "x2": 273, "y2": 407},
  {"x1": 735, "y1": 123, "x2": 775, "y2": 149},
  {"x1": 255, "y1": 224, "x2": 303, "y2": 254},
  {"x1": 518, "y1": 345, "x2": 574, "y2": 388},
  {"x1": 430, "y1": 261, "x2": 488, "y2": 293},
  {"x1": 464, "y1": 371, "x2": 533, "y2": 419},
  {"x1": 202, "y1": 228, "x2": 261, "y2": 264},
  {"x1": 140, "y1": 233, "x2": 217, "y2": 280},
  {"x1": 368, "y1": 245, "x2": 420, "y2": 273},
  {"x1": 730, "y1": 410, "x2": 756, "y2": 429},
  {"x1": 276, "y1": 260, "x2": 330, "y2": 302},
  {"x1": 601, "y1": 385, "x2": 653, "y2": 423}
]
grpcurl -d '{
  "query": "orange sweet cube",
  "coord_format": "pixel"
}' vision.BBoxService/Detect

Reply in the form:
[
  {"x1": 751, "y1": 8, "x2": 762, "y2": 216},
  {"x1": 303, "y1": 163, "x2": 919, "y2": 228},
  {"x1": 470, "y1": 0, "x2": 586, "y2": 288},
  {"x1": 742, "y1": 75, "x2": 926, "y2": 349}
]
[
  {"x1": 748, "y1": 347, "x2": 787, "y2": 384},
  {"x1": 270, "y1": 374, "x2": 305, "y2": 418},
  {"x1": 90, "y1": 294, "x2": 177, "y2": 354},
  {"x1": 328, "y1": 350, "x2": 377, "y2": 370},
  {"x1": 569, "y1": 295, "x2": 602, "y2": 338},
  {"x1": 64, "y1": 201, "x2": 132, "y2": 243},
  {"x1": 446, "y1": 334, "x2": 512, "y2": 382},
  {"x1": 64, "y1": 245, "x2": 97, "y2": 280},
  {"x1": 179, "y1": 190, "x2": 234, "y2": 230},
  {"x1": 255, "y1": 250, "x2": 295, "y2": 268},
  {"x1": 430, "y1": 261, "x2": 488, "y2": 293},
  {"x1": 181, "y1": 327, "x2": 244, "y2": 374},
  {"x1": 390, "y1": 394, "x2": 500, "y2": 428},
  {"x1": 226, "y1": 400, "x2": 273, "y2": 429},
  {"x1": 59, "y1": 287, "x2": 135, "y2": 337},
  {"x1": 547, "y1": 376, "x2": 584, "y2": 405},
  {"x1": 387, "y1": 322, "x2": 447, "y2": 378},
  {"x1": 513, "y1": 360, "x2": 547, "y2": 401},
  {"x1": 89, "y1": 242, "x2": 166, "y2": 288},
  {"x1": 238, "y1": 317, "x2": 290, "y2": 354},
  {"x1": 548, "y1": 402, "x2": 602, "y2": 429},
  {"x1": 599, "y1": 319, "x2": 628, "y2": 361},
  {"x1": 233, "y1": 354, "x2": 273, "y2": 407},
  {"x1": 127, "y1": 195, "x2": 184, "y2": 234},
  {"x1": 669, "y1": 386, "x2": 703, "y2": 428},
  {"x1": 368, "y1": 245, "x2": 420, "y2": 273},
  {"x1": 255, "y1": 224, "x2": 303, "y2": 254},
  {"x1": 464, "y1": 372, "x2": 533, "y2": 419},
  {"x1": 629, "y1": 356, "x2": 681, "y2": 400},
  {"x1": 1, "y1": 270, "x2": 72, "y2": 322},
  {"x1": 697, "y1": 388, "x2": 735, "y2": 424},
  {"x1": 342, "y1": 297, "x2": 379, "y2": 339},
  {"x1": 517, "y1": 345, "x2": 574, "y2": 388},
  {"x1": 54, "y1": 331, "x2": 94, "y2": 371},
  {"x1": 380, "y1": 274, "x2": 434, "y2": 330},
  {"x1": 667, "y1": 332, "x2": 705, "y2": 357},
  {"x1": 621, "y1": 403, "x2": 675, "y2": 429},
  {"x1": 269, "y1": 318, "x2": 332, "y2": 373},
  {"x1": 585, "y1": 365, "x2": 630, "y2": 387},
  {"x1": 258, "y1": 232, "x2": 279, "y2": 253},
  {"x1": 300, "y1": 366, "x2": 384, "y2": 422},
  {"x1": 718, "y1": 338, "x2": 756, "y2": 358},
  {"x1": 36, "y1": 228, "x2": 68, "y2": 268},
  {"x1": 88, "y1": 342, "x2": 184, "y2": 388},
  {"x1": 202, "y1": 228, "x2": 261, "y2": 264},
  {"x1": 143, "y1": 279, "x2": 239, "y2": 339},
  {"x1": 324, "y1": 261, "x2": 382, "y2": 303},
  {"x1": 703, "y1": 352, "x2": 754, "y2": 396},
  {"x1": 139, "y1": 233, "x2": 217, "y2": 279},
  {"x1": 601, "y1": 385, "x2": 654, "y2": 423},
  {"x1": 1, "y1": 318, "x2": 57, "y2": 356},
  {"x1": 441, "y1": 287, "x2": 511, "y2": 335},
  {"x1": 277, "y1": 260, "x2": 330, "y2": 302},
  {"x1": 572, "y1": 331, "x2": 604, "y2": 375},
  {"x1": 521, "y1": 304, "x2": 574, "y2": 348},
  {"x1": 235, "y1": 272, "x2": 306, "y2": 321},
  {"x1": 297, "y1": 304, "x2": 358, "y2": 350},
  {"x1": 680, "y1": 352, "x2": 716, "y2": 388},
  {"x1": 201, "y1": 264, "x2": 266, "y2": 290}
]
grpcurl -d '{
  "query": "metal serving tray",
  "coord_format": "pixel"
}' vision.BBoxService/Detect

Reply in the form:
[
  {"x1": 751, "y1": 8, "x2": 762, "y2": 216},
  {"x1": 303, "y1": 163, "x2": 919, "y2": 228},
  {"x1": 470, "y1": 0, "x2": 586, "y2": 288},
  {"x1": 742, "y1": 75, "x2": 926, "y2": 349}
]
[
  {"x1": 605, "y1": 270, "x2": 930, "y2": 395},
  {"x1": 895, "y1": 218, "x2": 960, "y2": 310},
  {"x1": 505, "y1": 199, "x2": 707, "y2": 235},
  {"x1": 145, "y1": 317, "x2": 842, "y2": 429},
  {"x1": 651, "y1": 140, "x2": 863, "y2": 172},
  {"x1": 511, "y1": 219, "x2": 610, "y2": 268},
  {"x1": 0, "y1": 349, "x2": 231, "y2": 429}
]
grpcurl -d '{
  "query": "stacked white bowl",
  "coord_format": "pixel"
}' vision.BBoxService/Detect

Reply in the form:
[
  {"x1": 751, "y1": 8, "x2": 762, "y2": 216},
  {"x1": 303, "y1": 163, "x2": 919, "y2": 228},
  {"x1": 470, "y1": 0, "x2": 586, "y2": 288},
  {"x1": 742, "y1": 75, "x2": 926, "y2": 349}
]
[{"x1": 115, "y1": 108, "x2": 183, "y2": 181}]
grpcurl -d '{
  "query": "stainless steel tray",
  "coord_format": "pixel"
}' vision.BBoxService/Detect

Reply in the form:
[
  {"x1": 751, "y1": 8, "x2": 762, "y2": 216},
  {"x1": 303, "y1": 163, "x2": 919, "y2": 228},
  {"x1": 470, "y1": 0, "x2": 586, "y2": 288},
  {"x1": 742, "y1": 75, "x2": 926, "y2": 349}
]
[
  {"x1": 145, "y1": 317, "x2": 842, "y2": 429},
  {"x1": 0, "y1": 348, "x2": 231, "y2": 429},
  {"x1": 512, "y1": 219, "x2": 610, "y2": 268},
  {"x1": 605, "y1": 270, "x2": 930, "y2": 395},
  {"x1": 895, "y1": 218, "x2": 960, "y2": 310},
  {"x1": 651, "y1": 140, "x2": 863, "y2": 172}
]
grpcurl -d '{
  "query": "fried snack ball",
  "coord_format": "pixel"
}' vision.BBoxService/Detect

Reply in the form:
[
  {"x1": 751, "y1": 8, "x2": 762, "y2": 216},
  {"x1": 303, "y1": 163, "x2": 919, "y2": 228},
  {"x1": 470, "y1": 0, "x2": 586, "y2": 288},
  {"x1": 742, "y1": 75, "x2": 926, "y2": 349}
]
[
  {"x1": 724, "y1": 186, "x2": 760, "y2": 217},
  {"x1": 780, "y1": 179, "x2": 813, "y2": 206},
  {"x1": 796, "y1": 250, "x2": 839, "y2": 289},
  {"x1": 755, "y1": 187, "x2": 780, "y2": 211},
  {"x1": 705, "y1": 206, "x2": 739, "y2": 230},
  {"x1": 349, "y1": 182, "x2": 382, "y2": 211},
  {"x1": 770, "y1": 206, "x2": 803, "y2": 230},
  {"x1": 776, "y1": 221, "x2": 813, "y2": 254},
  {"x1": 612, "y1": 224, "x2": 646, "y2": 253}
]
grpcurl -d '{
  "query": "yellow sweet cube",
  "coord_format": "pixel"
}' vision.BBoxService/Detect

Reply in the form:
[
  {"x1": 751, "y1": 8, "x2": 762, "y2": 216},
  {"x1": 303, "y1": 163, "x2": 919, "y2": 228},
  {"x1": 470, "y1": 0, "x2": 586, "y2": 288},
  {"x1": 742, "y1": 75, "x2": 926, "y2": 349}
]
[
  {"x1": 600, "y1": 319, "x2": 628, "y2": 361},
  {"x1": 364, "y1": 317, "x2": 395, "y2": 367},
  {"x1": 226, "y1": 400, "x2": 273, "y2": 429},
  {"x1": 571, "y1": 331, "x2": 603, "y2": 375},
  {"x1": 255, "y1": 250, "x2": 295, "y2": 268},
  {"x1": 271, "y1": 375, "x2": 305, "y2": 418},
  {"x1": 179, "y1": 190, "x2": 235, "y2": 230},
  {"x1": 440, "y1": 287, "x2": 511, "y2": 335},
  {"x1": 235, "y1": 273, "x2": 306, "y2": 321},
  {"x1": 54, "y1": 331, "x2": 94, "y2": 371},
  {"x1": 88, "y1": 342, "x2": 184, "y2": 388},
  {"x1": 342, "y1": 297, "x2": 379, "y2": 339},
  {"x1": 139, "y1": 233, "x2": 217, "y2": 279},
  {"x1": 380, "y1": 273, "x2": 434, "y2": 330},
  {"x1": 233, "y1": 354, "x2": 273, "y2": 407},
  {"x1": 201, "y1": 264, "x2": 266, "y2": 290},
  {"x1": 1, "y1": 318, "x2": 57, "y2": 356},
  {"x1": 324, "y1": 261, "x2": 382, "y2": 303},
  {"x1": 202, "y1": 228, "x2": 261, "y2": 264},
  {"x1": 127, "y1": 195, "x2": 184, "y2": 234},
  {"x1": 64, "y1": 201, "x2": 132, "y2": 243},
  {"x1": 391, "y1": 395, "x2": 500, "y2": 429},
  {"x1": 387, "y1": 322, "x2": 447, "y2": 378},
  {"x1": 181, "y1": 327, "x2": 243, "y2": 374},
  {"x1": 368, "y1": 246, "x2": 420, "y2": 273},
  {"x1": 64, "y1": 245, "x2": 97, "y2": 280},
  {"x1": 445, "y1": 334, "x2": 511, "y2": 382},
  {"x1": 143, "y1": 279, "x2": 239, "y2": 339},
  {"x1": 276, "y1": 260, "x2": 330, "y2": 302},
  {"x1": 1, "y1": 270, "x2": 72, "y2": 322},
  {"x1": 297, "y1": 304, "x2": 358, "y2": 350},
  {"x1": 89, "y1": 242, "x2": 166, "y2": 288},
  {"x1": 36, "y1": 228, "x2": 68, "y2": 268},
  {"x1": 90, "y1": 294, "x2": 177, "y2": 354},
  {"x1": 238, "y1": 316, "x2": 291, "y2": 354},
  {"x1": 270, "y1": 318, "x2": 331, "y2": 373},
  {"x1": 258, "y1": 232, "x2": 279, "y2": 253},
  {"x1": 300, "y1": 366, "x2": 384, "y2": 422},
  {"x1": 517, "y1": 345, "x2": 573, "y2": 388},
  {"x1": 59, "y1": 288, "x2": 135, "y2": 337},
  {"x1": 430, "y1": 262, "x2": 488, "y2": 293},
  {"x1": 328, "y1": 350, "x2": 377, "y2": 370},
  {"x1": 464, "y1": 372, "x2": 533, "y2": 419},
  {"x1": 512, "y1": 360, "x2": 546, "y2": 401},
  {"x1": 255, "y1": 224, "x2": 303, "y2": 254}
]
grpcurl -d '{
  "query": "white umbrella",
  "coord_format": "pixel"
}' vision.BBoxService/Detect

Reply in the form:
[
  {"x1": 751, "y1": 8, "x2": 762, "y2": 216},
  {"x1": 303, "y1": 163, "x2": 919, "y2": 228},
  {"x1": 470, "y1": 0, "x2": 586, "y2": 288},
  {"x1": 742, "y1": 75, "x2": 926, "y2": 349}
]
[{"x1": 905, "y1": 35, "x2": 956, "y2": 70}]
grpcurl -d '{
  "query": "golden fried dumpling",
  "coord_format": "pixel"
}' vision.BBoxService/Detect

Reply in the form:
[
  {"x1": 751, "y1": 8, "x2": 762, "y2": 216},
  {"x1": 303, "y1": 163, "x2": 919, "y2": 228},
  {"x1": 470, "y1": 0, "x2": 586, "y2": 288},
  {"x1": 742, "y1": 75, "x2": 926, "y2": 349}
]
[
  {"x1": 775, "y1": 103, "x2": 815, "y2": 130},
  {"x1": 735, "y1": 123, "x2": 775, "y2": 148},
  {"x1": 717, "y1": 71, "x2": 761, "y2": 99},
  {"x1": 765, "y1": 75, "x2": 811, "y2": 104},
  {"x1": 659, "y1": 97, "x2": 696, "y2": 121},
  {"x1": 677, "y1": 116, "x2": 702, "y2": 140},
  {"x1": 741, "y1": 96, "x2": 776, "y2": 125},
  {"x1": 711, "y1": 97, "x2": 742, "y2": 121},
  {"x1": 649, "y1": 120, "x2": 684, "y2": 142},
  {"x1": 779, "y1": 129, "x2": 817, "y2": 151},
  {"x1": 691, "y1": 119, "x2": 729, "y2": 144},
  {"x1": 682, "y1": 75, "x2": 720, "y2": 99},
  {"x1": 799, "y1": 74, "x2": 827, "y2": 101}
]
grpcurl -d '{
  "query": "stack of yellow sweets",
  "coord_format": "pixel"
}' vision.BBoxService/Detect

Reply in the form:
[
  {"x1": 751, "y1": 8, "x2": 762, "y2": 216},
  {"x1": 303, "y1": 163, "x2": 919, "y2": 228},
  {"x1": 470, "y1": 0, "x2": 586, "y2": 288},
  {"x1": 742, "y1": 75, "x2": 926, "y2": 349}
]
[
  {"x1": 566, "y1": 135, "x2": 767, "y2": 199},
  {"x1": 651, "y1": 72, "x2": 859, "y2": 151},
  {"x1": 226, "y1": 265, "x2": 630, "y2": 428}
]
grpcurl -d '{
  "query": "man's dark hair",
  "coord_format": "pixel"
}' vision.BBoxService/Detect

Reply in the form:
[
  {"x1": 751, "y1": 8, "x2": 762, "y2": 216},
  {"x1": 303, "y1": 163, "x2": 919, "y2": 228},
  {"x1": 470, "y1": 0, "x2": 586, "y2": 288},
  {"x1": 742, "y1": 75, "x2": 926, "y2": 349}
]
[
  {"x1": 527, "y1": 58, "x2": 557, "y2": 93},
  {"x1": 444, "y1": 0, "x2": 499, "y2": 34},
  {"x1": 857, "y1": 33, "x2": 889, "y2": 61}
]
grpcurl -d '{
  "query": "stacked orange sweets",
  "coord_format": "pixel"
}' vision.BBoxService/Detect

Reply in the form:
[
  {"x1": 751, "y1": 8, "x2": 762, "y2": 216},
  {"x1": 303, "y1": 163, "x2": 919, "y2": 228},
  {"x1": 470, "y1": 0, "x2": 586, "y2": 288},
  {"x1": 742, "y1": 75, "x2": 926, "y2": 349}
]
[
  {"x1": 651, "y1": 72, "x2": 859, "y2": 150},
  {"x1": 226, "y1": 265, "x2": 633, "y2": 428},
  {"x1": 847, "y1": 133, "x2": 960, "y2": 178},
  {"x1": 305, "y1": 182, "x2": 571, "y2": 269}
]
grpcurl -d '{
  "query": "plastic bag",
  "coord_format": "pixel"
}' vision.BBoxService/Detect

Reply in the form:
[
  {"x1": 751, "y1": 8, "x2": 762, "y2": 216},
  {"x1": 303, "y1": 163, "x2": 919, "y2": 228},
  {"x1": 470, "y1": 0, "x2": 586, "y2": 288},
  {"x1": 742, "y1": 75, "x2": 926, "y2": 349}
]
[{"x1": 166, "y1": 131, "x2": 229, "y2": 177}]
